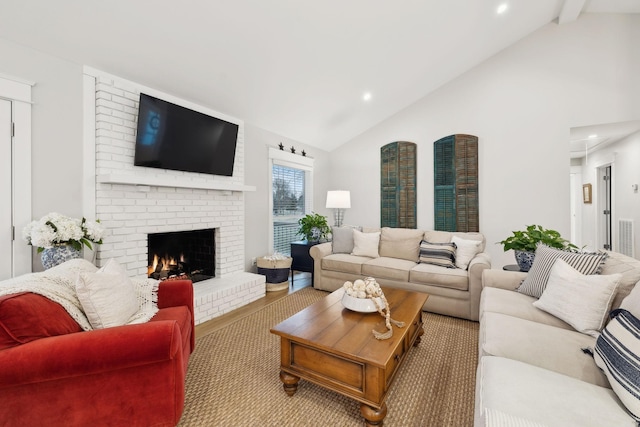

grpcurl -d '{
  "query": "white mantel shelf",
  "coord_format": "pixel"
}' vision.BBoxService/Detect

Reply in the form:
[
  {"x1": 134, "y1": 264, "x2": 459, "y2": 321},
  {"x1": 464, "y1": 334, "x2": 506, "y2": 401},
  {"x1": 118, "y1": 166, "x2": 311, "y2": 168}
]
[{"x1": 97, "y1": 174, "x2": 256, "y2": 192}]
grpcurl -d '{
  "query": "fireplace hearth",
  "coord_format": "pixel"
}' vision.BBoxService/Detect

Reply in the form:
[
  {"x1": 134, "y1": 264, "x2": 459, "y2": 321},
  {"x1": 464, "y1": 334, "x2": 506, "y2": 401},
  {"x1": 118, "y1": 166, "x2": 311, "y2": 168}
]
[{"x1": 147, "y1": 229, "x2": 215, "y2": 283}]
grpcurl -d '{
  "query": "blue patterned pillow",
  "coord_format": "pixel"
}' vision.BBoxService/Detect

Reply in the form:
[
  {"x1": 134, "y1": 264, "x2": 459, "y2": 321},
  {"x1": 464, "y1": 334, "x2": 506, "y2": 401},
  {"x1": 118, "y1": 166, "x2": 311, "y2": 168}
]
[
  {"x1": 419, "y1": 240, "x2": 456, "y2": 268},
  {"x1": 594, "y1": 309, "x2": 640, "y2": 422}
]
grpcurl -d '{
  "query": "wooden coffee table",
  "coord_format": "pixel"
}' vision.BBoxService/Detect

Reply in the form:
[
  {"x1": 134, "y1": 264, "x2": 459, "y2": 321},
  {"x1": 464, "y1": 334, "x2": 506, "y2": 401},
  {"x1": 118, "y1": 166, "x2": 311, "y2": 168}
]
[{"x1": 270, "y1": 287, "x2": 429, "y2": 426}]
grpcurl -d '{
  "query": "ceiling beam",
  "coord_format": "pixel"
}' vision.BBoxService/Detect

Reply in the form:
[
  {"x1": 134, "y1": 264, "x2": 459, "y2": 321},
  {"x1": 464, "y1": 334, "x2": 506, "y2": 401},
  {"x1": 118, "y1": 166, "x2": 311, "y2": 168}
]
[{"x1": 558, "y1": 0, "x2": 587, "y2": 24}]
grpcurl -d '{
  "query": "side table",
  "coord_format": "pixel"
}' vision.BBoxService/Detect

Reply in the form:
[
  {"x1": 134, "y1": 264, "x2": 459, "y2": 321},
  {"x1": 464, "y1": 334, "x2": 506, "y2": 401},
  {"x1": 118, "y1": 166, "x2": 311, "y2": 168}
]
[{"x1": 290, "y1": 240, "x2": 320, "y2": 286}]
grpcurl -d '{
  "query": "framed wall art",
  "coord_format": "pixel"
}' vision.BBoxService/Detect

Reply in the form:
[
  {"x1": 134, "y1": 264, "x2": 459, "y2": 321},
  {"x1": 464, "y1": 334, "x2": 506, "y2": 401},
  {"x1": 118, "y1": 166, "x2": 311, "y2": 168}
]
[{"x1": 583, "y1": 183, "x2": 592, "y2": 204}]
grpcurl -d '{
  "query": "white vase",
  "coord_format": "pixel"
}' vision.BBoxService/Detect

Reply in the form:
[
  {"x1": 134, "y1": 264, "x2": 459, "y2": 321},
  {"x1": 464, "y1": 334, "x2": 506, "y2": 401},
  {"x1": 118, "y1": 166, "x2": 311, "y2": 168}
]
[{"x1": 40, "y1": 244, "x2": 82, "y2": 269}]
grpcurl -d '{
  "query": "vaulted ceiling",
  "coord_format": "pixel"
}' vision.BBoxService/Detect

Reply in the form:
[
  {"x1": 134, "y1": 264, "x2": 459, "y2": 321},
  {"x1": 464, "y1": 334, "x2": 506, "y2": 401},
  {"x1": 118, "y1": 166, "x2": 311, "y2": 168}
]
[{"x1": 0, "y1": 0, "x2": 638, "y2": 151}]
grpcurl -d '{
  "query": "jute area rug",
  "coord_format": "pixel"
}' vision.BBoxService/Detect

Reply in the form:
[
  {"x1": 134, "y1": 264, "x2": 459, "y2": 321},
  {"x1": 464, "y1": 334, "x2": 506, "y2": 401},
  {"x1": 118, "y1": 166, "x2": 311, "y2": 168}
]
[{"x1": 178, "y1": 287, "x2": 479, "y2": 427}]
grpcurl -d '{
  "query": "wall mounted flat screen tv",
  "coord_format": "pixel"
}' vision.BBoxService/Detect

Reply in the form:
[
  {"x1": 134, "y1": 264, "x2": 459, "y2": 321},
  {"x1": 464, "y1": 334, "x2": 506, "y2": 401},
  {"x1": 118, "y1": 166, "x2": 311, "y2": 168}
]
[{"x1": 134, "y1": 93, "x2": 239, "y2": 176}]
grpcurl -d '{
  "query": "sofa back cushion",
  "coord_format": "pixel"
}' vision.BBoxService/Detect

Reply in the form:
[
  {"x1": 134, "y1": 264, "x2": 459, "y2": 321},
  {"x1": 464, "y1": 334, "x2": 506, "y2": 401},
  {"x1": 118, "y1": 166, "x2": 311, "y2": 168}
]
[
  {"x1": 0, "y1": 292, "x2": 82, "y2": 350},
  {"x1": 601, "y1": 250, "x2": 640, "y2": 310},
  {"x1": 378, "y1": 227, "x2": 425, "y2": 262}
]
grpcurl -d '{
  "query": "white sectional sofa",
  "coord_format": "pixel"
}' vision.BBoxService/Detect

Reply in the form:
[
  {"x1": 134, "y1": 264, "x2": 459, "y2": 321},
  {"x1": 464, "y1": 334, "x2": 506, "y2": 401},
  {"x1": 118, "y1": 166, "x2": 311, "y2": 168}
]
[
  {"x1": 309, "y1": 226, "x2": 491, "y2": 321},
  {"x1": 475, "y1": 249, "x2": 640, "y2": 427}
]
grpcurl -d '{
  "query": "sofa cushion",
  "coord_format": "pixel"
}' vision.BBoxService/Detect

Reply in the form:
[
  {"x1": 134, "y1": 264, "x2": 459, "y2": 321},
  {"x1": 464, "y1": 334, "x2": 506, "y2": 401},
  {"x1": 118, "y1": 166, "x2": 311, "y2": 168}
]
[
  {"x1": 476, "y1": 356, "x2": 636, "y2": 427},
  {"x1": 362, "y1": 257, "x2": 414, "y2": 282},
  {"x1": 480, "y1": 312, "x2": 608, "y2": 387},
  {"x1": 533, "y1": 259, "x2": 621, "y2": 337},
  {"x1": 517, "y1": 245, "x2": 608, "y2": 298},
  {"x1": 621, "y1": 280, "x2": 640, "y2": 318},
  {"x1": 351, "y1": 229, "x2": 380, "y2": 258},
  {"x1": 479, "y1": 287, "x2": 573, "y2": 330},
  {"x1": 483, "y1": 408, "x2": 548, "y2": 427},
  {"x1": 321, "y1": 253, "x2": 369, "y2": 275},
  {"x1": 422, "y1": 230, "x2": 454, "y2": 243},
  {"x1": 0, "y1": 292, "x2": 83, "y2": 350},
  {"x1": 410, "y1": 263, "x2": 469, "y2": 291},
  {"x1": 76, "y1": 258, "x2": 139, "y2": 329},
  {"x1": 419, "y1": 240, "x2": 457, "y2": 268},
  {"x1": 594, "y1": 309, "x2": 640, "y2": 423},
  {"x1": 601, "y1": 250, "x2": 640, "y2": 310},
  {"x1": 451, "y1": 235, "x2": 482, "y2": 270},
  {"x1": 378, "y1": 227, "x2": 424, "y2": 262}
]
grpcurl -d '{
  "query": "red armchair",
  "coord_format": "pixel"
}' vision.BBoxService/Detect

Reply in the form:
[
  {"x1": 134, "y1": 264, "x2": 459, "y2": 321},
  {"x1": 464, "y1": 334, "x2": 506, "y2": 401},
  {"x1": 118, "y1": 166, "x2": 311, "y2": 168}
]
[{"x1": 0, "y1": 279, "x2": 194, "y2": 427}]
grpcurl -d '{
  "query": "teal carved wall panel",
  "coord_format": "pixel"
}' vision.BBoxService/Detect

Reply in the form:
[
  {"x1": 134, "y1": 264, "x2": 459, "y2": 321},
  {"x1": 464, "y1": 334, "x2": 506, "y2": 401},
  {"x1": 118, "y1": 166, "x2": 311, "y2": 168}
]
[
  {"x1": 434, "y1": 134, "x2": 478, "y2": 232},
  {"x1": 381, "y1": 141, "x2": 417, "y2": 229}
]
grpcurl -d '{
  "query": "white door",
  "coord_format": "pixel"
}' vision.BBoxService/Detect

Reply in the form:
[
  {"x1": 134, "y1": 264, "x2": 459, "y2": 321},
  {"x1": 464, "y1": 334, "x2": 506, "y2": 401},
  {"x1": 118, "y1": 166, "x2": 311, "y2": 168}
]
[{"x1": 0, "y1": 99, "x2": 12, "y2": 279}]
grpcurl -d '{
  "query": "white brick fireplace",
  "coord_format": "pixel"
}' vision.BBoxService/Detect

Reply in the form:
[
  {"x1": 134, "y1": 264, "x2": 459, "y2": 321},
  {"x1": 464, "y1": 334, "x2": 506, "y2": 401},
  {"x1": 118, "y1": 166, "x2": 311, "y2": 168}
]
[{"x1": 83, "y1": 68, "x2": 264, "y2": 324}]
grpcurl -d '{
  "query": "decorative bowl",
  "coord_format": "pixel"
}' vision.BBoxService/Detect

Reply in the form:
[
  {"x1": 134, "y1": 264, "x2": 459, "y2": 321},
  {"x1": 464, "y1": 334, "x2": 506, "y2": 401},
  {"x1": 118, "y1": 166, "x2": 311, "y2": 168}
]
[{"x1": 341, "y1": 293, "x2": 383, "y2": 313}]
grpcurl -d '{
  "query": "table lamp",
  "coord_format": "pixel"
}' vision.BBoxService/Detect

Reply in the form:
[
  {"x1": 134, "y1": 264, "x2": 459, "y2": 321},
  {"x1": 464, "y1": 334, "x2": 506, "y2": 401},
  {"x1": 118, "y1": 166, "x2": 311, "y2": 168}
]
[{"x1": 326, "y1": 190, "x2": 351, "y2": 227}]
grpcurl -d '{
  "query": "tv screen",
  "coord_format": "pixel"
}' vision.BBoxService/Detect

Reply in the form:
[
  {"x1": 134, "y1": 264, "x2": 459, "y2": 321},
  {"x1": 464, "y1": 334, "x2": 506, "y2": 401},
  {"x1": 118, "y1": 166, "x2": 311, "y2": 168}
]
[{"x1": 134, "y1": 93, "x2": 239, "y2": 176}]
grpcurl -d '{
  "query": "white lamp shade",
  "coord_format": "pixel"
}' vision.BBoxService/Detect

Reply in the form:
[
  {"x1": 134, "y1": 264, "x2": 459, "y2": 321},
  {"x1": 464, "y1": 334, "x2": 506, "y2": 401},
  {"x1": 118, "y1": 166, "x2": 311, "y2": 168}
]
[{"x1": 326, "y1": 190, "x2": 351, "y2": 209}]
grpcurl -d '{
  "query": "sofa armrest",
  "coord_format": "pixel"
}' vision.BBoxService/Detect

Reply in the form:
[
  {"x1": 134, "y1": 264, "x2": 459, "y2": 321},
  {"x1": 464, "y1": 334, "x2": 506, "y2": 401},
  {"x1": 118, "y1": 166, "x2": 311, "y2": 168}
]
[
  {"x1": 0, "y1": 321, "x2": 186, "y2": 426},
  {"x1": 309, "y1": 242, "x2": 332, "y2": 260},
  {"x1": 157, "y1": 279, "x2": 193, "y2": 310},
  {"x1": 467, "y1": 252, "x2": 492, "y2": 321},
  {"x1": 0, "y1": 321, "x2": 182, "y2": 386},
  {"x1": 157, "y1": 279, "x2": 195, "y2": 352},
  {"x1": 482, "y1": 269, "x2": 527, "y2": 291}
]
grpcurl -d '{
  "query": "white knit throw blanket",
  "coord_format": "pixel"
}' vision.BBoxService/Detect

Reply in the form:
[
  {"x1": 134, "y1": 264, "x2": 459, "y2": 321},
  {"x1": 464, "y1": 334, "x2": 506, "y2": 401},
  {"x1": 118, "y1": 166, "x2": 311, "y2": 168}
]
[{"x1": 0, "y1": 259, "x2": 159, "y2": 331}]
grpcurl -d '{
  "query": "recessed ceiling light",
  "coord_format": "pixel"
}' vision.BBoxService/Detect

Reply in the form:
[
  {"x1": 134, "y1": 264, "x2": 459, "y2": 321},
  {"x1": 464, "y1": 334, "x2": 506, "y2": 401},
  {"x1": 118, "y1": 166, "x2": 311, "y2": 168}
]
[
  {"x1": 363, "y1": 92, "x2": 372, "y2": 102},
  {"x1": 497, "y1": 3, "x2": 508, "y2": 14},
  {"x1": 588, "y1": 134, "x2": 598, "y2": 139}
]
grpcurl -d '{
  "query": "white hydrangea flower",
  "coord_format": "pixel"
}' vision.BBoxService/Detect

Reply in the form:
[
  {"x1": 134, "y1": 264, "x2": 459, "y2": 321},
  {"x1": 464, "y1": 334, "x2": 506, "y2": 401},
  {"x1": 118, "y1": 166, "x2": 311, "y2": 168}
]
[
  {"x1": 83, "y1": 219, "x2": 105, "y2": 242},
  {"x1": 22, "y1": 212, "x2": 105, "y2": 251}
]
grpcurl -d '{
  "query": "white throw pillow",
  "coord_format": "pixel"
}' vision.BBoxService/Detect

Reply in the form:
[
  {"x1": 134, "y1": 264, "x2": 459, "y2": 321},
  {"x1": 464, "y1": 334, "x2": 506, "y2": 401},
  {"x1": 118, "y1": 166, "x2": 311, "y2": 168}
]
[
  {"x1": 451, "y1": 236, "x2": 482, "y2": 270},
  {"x1": 351, "y1": 229, "x2": 381, "y2": 258},
  {"x1": 75, "y1": 258, "x2": 139, "y2": 329},
  {"x1": 533, "y1": 259, "x2": 621, "y2": 337}
]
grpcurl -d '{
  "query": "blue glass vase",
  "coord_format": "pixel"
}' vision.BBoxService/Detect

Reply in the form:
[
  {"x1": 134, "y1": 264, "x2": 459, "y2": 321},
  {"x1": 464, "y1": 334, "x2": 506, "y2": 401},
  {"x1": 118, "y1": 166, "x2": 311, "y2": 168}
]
[{"x1": 40, "y1": 244, "x2": 82, "y2": 269}]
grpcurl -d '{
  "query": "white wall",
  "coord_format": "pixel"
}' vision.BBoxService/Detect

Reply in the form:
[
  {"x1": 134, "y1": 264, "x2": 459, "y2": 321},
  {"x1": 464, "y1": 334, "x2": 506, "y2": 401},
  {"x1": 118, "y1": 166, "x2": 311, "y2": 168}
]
[
  {"x1": 0, "y1": 38, "x2": 84, "y2": 220},
  {"x1": 328, "y1": 14, "x2": 640, "y2": 268},
  {"x1": 0, "y1": 38, "x2": 84, "y2": 270},
  {"x1": 580, "y1": 130, "x2": 640, "y2": 257},
  {"x1": 244, "y1": 124, "x2": 331, "y2": 272}
]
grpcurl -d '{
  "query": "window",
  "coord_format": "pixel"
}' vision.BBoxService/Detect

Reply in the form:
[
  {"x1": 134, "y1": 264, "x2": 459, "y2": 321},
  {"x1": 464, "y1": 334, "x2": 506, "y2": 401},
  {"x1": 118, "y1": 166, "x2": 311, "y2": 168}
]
[{"x1": 269, "y1": 148, "x2": 314, "y2": 256}]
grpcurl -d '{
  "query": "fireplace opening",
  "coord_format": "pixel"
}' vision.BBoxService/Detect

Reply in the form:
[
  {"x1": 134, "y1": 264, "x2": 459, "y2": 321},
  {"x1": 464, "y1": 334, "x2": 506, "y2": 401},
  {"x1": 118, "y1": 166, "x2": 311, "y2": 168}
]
[{"x1": 147, "y1": 229, "x2": 215, "y2": 283}]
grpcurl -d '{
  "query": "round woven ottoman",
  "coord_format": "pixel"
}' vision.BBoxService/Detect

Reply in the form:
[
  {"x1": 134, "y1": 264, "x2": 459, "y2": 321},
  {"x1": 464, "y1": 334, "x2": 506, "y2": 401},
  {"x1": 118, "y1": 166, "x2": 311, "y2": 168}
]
[{"x1": 257, "y1": 256, "x2": 292, "y2": 292}]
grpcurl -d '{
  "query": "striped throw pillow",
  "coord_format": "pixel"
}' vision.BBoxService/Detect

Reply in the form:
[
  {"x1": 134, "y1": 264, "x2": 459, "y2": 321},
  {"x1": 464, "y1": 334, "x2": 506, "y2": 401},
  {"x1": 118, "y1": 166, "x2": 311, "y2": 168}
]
[
  {"x1": 517, "y1": 245, "x2": 608, "y2": 298},
  {"x1": 419, "y1": 241, "x2": 456, "y2": 268},
  {"x1": 594, "y1": 309, "x2": 640, "y2": 422}
]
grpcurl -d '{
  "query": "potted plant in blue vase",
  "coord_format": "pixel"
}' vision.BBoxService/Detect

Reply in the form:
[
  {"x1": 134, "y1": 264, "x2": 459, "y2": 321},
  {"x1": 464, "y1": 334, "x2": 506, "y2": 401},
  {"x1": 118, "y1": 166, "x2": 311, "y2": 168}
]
[
  {"x1": 297, "y1": 212, "x2": 330, "y2": 243},
  {"x1": 499, "y1": 224, "x2": 577, "y2": 272}
]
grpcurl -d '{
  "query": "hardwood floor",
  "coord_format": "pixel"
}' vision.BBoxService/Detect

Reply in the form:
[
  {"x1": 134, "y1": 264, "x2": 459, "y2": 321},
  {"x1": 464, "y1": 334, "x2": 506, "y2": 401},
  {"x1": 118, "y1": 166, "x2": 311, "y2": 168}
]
[{"x1": 194, "y1": 271, "x2": 313, "y2": 339}]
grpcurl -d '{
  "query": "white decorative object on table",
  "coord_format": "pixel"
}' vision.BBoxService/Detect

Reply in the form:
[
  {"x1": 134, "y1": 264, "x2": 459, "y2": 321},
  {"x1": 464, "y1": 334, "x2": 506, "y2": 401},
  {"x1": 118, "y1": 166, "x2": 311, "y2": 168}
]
[
  {"x1": 23, "y1": 212, "x2": 105, "y2": 269},
  {"x1": 342, "y1": 277, "x2": 405, "y2": 340}
]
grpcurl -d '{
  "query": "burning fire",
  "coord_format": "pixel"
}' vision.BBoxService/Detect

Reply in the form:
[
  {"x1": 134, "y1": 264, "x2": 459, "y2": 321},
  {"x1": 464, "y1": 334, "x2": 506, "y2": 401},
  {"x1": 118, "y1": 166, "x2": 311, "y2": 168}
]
[{"x1": 147, "y1": 253, "x2": 185, "y2": 277}]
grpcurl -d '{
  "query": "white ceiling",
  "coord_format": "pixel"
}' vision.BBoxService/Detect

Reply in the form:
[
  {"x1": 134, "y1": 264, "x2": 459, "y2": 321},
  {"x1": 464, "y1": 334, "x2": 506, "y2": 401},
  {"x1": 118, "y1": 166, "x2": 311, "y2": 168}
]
[
  {"x1": 0, "y1": 0, "x2": 638, "y2": 151},
  {"x1": 570, "y1": 120, "x2": 640, "y2": 159}
]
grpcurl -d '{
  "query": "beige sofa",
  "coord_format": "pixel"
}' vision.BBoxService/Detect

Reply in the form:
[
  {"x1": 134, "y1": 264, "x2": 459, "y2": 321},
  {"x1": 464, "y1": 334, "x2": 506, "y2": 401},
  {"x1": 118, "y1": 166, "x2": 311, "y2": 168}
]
[
  {"x1": 475, "y1": 250, "x2": 640, "y2": 427},
  {"x1": 309, "y1": 227, "x2": 491, "y2": 321}
]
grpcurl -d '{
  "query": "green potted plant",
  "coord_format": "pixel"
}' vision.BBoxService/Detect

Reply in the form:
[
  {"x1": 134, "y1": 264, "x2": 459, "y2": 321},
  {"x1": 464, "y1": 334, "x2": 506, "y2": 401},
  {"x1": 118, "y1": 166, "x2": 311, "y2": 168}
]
[
  {"x1": 499, "y1": 224, "x2": 577, "y2": 272},
  {"x1": 297, "y1": 212, "x2": 330, "y2": 243}
]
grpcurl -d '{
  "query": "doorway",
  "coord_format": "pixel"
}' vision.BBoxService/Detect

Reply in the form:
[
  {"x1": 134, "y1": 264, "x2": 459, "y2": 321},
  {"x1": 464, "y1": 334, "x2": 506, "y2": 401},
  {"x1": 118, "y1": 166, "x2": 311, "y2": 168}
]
[
  {"x1": 0, "y1": 75, "x2": 33, "y2": 279},
  {"x1": 598, "y1": 164, "x2": 613, "y2": 251},
  {"x1": 0, "y1": 99, "x2": 11, "y2": 279}
]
